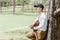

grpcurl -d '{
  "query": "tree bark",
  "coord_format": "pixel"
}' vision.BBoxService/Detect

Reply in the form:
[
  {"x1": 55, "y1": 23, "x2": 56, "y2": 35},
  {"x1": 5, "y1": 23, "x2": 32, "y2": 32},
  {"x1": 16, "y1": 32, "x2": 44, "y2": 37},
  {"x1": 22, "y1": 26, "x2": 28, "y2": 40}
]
[
  {"x1": 46, "y1": 0, "x2": 53, "y2": 40},
  {"x1": 51, "y1": 0, "x2": 60, "y2": 40},
  {"x1": 0, "y1": 0, "x2": 2, "y2": 14},
  {"x1": 44, "y1": 0, "x2": 60, "y2": 40},
  {"x1": 13, "y1": 0, "x2": 15, "y2": 14}
]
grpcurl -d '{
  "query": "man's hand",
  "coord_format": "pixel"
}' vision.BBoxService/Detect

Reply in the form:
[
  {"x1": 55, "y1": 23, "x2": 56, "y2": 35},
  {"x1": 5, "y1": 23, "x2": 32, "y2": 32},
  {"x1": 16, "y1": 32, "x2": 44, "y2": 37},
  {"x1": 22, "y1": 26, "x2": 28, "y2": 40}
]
[
  {"x1": 30, "y1": 25, "x2": 38, "y2": 32},
  {"x1": 29, "y1": 25, "x2": 34, "y2": 30}
]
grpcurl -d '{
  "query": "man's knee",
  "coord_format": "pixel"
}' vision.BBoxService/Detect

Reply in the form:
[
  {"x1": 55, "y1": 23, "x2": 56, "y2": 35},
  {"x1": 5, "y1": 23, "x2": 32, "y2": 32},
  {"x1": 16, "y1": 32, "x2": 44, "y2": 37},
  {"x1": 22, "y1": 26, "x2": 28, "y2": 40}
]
[
  {"x1": 26, "y1": 31, "x2": 35, "y2": 39},
  {"x1": 26, "y1": 34, "x2": 35, "y2": 40}
]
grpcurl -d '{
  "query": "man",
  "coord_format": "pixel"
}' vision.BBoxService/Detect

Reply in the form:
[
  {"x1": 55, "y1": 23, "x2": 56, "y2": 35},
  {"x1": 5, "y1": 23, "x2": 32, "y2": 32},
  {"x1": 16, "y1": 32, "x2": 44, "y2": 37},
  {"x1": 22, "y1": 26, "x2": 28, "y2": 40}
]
[{"x1": 26, "y1": 3, "x2": 47, "y2": 40}]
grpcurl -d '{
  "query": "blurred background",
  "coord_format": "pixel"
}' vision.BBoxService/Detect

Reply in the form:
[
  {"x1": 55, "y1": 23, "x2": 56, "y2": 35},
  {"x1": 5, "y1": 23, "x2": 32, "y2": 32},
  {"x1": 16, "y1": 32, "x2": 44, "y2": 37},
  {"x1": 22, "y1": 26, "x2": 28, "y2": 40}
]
[{"x1": 0, "y1": 0, "x2": 49, "y2": 40}]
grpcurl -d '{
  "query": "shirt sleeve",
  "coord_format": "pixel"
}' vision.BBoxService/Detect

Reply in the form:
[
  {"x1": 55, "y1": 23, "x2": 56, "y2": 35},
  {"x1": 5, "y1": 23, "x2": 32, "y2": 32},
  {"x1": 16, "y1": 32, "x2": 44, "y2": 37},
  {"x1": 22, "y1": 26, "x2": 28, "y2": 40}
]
[{"x1": 34, "y1": 16, "x2": 46, "y2": 30}]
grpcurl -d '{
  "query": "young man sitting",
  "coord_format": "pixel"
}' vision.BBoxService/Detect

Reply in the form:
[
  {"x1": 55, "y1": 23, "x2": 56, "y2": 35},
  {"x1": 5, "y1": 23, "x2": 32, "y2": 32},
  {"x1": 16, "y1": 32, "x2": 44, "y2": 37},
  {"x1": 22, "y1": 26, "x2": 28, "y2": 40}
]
[{"x1": 26, "y1": 3, "x2": 47, "y2": 40}]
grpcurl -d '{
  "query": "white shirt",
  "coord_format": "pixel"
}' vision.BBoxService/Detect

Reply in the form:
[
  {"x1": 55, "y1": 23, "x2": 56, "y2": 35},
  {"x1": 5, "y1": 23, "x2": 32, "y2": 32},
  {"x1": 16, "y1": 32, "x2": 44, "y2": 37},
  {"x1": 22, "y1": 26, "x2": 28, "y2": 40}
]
[{"x1": 34, "y1": 12, "x2": 47, "y2": 31}]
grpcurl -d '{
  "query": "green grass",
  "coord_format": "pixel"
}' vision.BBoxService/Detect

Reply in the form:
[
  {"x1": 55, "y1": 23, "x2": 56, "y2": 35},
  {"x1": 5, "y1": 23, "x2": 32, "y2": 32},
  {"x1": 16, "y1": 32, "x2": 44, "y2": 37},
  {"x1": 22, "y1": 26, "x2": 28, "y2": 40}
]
[
  {"x1": 0, "y1": 13, "x2": 38, "y2": 40},
  {"x1": 0, "y1": 6, "x2": 48, "y2": 40},
  {"x1": 0, "y1": 14, "x2": 38, "y2": 30}
]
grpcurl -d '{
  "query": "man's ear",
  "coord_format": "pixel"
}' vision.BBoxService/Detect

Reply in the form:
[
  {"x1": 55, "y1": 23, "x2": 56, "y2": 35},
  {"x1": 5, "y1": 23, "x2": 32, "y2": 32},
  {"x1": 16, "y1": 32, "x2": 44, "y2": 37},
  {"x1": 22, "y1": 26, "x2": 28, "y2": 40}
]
[
  {"x1": 39, "y1": 7, "x2": 42, "y2": 10},
  {"x1": 41, "y1": 8, "x2": 43, "y2": 11}
]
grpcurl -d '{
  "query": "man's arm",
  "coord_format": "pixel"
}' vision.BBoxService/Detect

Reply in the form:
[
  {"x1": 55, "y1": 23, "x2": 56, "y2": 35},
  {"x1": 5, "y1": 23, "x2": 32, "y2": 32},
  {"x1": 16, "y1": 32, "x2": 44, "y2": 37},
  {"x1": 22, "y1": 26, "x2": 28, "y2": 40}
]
[
  {"x1": 30, "y1": 18, "x2": 39, "y2": 29},
  {"x1": 34, "y1": 17, "x2": 46, "y2": 30}
]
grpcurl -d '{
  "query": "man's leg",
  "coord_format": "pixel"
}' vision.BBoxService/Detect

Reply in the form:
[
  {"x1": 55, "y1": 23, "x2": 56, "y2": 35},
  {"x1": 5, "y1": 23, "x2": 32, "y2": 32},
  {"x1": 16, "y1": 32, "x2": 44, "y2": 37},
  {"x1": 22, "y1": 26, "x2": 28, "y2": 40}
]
[
  {"x1": 37, "y1": 30, "x2": 46, "y2": 40},
  {"x1": 26, "y1": 31, "x2": 36, "y2": 40}
]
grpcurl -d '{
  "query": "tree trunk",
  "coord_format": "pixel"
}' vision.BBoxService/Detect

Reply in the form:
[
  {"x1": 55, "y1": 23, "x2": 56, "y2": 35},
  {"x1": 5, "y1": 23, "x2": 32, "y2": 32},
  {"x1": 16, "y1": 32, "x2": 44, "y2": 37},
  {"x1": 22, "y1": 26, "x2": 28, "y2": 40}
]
[
  {"x1": 43, "y1": 0, "x2": 60, "y2": 40},
  {"x1": 51, "y1": 0, "x2": 60, "y2": 40},
  {"x1": 46, "y1": 0, "x2": 60, "y2": 40},
  {"x1": 0, "y1": 0, "x2": 2, "y2": 14},
  {"x1": 45, "y1": 0, "x2": 53, "y2": 40},
  {"x1": 13, "y1": 0, "x2": 15, "y2": 14}
]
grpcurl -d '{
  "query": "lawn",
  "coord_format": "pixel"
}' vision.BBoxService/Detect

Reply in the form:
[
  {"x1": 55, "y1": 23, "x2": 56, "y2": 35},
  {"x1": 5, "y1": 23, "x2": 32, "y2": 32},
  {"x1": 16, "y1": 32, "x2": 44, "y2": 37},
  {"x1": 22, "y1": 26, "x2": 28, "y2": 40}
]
[
  {"x1": 0, "y1": 6, "x2": 47, "y2": 40},
  {"x1": 0, "y1": 13, "x2": 38, "y2": 40}
]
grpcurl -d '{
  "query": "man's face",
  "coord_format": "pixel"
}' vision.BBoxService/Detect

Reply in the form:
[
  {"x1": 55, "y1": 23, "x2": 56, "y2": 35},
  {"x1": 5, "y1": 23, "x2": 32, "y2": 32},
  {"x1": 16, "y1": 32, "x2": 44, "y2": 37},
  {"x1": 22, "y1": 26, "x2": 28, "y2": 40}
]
[{"x1": 36, "y1": 7, "x2": 42, "y2": 13}]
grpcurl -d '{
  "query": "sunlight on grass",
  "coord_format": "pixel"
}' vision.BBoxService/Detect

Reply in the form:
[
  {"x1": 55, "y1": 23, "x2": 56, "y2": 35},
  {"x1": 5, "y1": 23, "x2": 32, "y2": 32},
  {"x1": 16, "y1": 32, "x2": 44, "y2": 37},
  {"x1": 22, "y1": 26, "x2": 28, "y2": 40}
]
[{"x1": 0, "y1": 14, "x2": 37, "y2": 40}]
